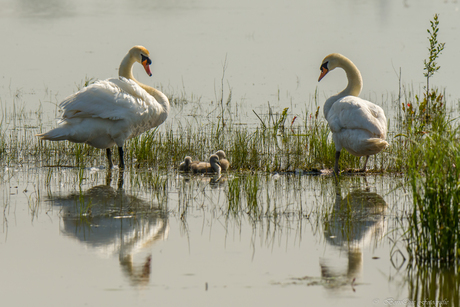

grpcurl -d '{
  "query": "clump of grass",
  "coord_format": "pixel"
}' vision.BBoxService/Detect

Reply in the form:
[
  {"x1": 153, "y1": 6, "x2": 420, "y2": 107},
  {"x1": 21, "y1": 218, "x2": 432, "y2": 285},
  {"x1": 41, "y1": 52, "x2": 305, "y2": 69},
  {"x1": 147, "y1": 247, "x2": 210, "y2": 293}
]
[
  {"x1": 400, "y1": 14, "x2": 460, "y2": 265},
  {"x1": 119, "y1": 97, "x2": 343, "y2": 173},
  {"x1": 406, "y1": 121, "x2": 460, "y2": 264},
  {"x1": 390, "y1": 14, "x2": 448, "y2": 173}
]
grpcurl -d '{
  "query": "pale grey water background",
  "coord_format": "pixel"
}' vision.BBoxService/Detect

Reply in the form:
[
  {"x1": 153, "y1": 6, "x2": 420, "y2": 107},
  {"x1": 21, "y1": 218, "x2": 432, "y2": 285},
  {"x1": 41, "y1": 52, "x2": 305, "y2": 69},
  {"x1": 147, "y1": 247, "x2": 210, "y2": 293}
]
[
  {"x1": 1, "y1": 0, "x2": 459, "y2": 121},
  {"x1": 0, "y1": 1, "x2": 459, "y2": 306}
]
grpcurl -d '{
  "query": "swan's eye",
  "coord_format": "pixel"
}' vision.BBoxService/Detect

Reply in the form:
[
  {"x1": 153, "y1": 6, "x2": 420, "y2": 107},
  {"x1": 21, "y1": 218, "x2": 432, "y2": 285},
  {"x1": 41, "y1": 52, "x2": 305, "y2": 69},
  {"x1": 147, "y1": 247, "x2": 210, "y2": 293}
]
[
  {"x1": 320, "y1": 62, "x2": 328, "y2": 71},
  {"x1": 141, "y1": 54, "x2": 152, "y2": 65}
]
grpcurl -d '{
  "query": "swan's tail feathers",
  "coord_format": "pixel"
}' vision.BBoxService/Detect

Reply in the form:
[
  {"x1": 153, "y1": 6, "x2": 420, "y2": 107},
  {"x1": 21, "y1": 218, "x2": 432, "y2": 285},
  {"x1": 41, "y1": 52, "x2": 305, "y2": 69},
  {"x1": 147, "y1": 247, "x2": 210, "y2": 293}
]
[
  {"x1": 36, "y1": 128, "x2": 69, "y2": 141},
  {"x1": 366, "y1": 138, "x2": 389, "y2": 154}
]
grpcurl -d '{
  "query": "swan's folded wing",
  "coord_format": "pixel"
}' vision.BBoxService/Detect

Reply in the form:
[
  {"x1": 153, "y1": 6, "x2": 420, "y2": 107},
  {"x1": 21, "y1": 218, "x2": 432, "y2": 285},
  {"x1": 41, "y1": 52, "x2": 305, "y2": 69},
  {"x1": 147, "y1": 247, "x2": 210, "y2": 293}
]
[
  {"x1": 59, "y1": 78, "x2": 152, "y2": 121},
  {"x1": 326, "y1": 96, "x2": 386, "y2": 138}
]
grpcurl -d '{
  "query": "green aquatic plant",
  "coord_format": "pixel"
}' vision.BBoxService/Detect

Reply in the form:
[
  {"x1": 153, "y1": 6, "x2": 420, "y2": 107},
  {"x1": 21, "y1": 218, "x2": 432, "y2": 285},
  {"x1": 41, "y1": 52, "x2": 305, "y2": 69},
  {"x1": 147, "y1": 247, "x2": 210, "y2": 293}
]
[
  {"x1": 406, "y1": 123, "x2": 460, "y2": 265},
  {"x1": 397, "y1": 14, "x2": 460, "y2": 265},
  {"x1": 423, "y1": 13, "x2": 445, "y2": 102},
  {"x1": 392, "y1": 14, "x2": 448, "y2": 173}
]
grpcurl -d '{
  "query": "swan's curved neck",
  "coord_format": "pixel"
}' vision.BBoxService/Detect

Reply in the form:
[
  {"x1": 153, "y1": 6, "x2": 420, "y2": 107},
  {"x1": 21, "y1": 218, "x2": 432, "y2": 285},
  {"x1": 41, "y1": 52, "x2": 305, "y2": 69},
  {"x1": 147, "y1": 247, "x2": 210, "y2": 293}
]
[
  {"x1": 323, "y1": 56, "x2": 363, "y2": 119},
  {"x1": 118, "y1": 53, "x2": 170, "y2": 115},
  {"x1": 338, "y1": 57, "x2": 363, "y2": 97},
  {"x1": 119, "y1": 53, "x2": 136, "y2": 80}
]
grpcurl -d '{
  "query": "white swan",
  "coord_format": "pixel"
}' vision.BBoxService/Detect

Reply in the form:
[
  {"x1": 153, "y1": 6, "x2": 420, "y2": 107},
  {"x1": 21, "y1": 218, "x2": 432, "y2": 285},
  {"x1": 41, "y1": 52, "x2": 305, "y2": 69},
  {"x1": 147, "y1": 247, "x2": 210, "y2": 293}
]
[
  {"x1": 37, "y1": 46, "x2": 170, "y2": 168},
  {"x1": 318, "y1": 53, "x2": 388, "y2": 174}
]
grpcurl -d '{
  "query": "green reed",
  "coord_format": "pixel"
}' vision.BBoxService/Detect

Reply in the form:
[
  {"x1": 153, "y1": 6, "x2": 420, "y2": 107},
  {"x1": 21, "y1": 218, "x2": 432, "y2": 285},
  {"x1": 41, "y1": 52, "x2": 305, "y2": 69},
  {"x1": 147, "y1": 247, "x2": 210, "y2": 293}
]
[
  {"x1": 398, "y1": 14, "x2": 460, "y2": 265},
  {"x1": 405, "y1": 120, "x2": 460, "y2": 264},
  {"x1": 121, "y1": 101, "x2": 341, "y2": 172}
]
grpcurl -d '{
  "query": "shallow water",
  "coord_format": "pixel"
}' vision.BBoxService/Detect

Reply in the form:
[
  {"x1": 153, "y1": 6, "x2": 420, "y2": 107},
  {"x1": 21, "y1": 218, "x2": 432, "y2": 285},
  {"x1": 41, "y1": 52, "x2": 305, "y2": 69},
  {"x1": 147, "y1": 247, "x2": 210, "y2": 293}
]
[
  {"x1": 1, "y1": 167, "x2": 410, "y2": 307},
  {"x1": 1, "y1": 167, "x2": 458, "y2": 306},
  {"x1": 1, "y1": 1, "x2": 460, "y2": 306},
  {"x1": 2, "y1": 166, "x2": 458, "y2": 307}
]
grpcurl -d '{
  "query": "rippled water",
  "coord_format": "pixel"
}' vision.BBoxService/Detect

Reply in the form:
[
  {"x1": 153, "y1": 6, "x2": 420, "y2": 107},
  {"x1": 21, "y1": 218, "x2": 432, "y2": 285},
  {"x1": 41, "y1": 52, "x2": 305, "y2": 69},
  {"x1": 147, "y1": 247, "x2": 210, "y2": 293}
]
[{"x1": 1, "y1": 0, "x2": 460, "y2": 306}]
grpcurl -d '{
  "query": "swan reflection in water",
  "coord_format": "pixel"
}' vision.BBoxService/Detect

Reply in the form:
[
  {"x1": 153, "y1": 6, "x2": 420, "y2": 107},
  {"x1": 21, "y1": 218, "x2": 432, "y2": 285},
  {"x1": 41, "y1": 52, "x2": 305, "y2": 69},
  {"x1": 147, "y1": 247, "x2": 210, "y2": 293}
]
[
  {"x1": 47, "y1": 170, "x2": 169, "y2": 287},
  {"x1": 320, "y1": 181, "x2": 387, "y2": 291}
]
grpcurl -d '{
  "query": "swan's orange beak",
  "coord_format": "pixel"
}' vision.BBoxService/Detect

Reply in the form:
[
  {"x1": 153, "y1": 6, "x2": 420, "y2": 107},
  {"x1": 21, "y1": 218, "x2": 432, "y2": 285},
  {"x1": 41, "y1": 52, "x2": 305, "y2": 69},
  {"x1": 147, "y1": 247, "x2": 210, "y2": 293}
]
[
  {"x1": 318, "y1": 67, "x2": 328, "y2": 82},
  {"x1": 142, "y1": 59, "x2": 152, "y2": 77}
]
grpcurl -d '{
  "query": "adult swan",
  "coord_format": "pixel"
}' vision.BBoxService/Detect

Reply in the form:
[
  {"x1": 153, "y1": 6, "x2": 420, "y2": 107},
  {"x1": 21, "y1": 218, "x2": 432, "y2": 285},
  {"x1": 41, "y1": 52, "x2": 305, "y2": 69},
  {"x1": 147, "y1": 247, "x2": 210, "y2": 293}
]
[
  {"x1": 318, "y1": 53, "x2": 388, "y2": 175},
  {"x1": 37, "y1": 46, "x2": 170, "y2": 169}
]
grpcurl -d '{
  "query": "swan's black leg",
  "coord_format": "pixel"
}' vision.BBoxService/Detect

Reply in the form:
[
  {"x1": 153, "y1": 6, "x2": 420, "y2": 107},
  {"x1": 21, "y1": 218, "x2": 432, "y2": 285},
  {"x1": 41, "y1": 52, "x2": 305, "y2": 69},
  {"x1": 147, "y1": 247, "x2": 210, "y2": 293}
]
[
  {"x1": 118, "y1": 146, "x2": 125, "y2": 169},
  {"x1": 359, "y1": 155, "x2": 370, "y2": 172},
  {"x1": 106, "y1": 148, "x2": 113, "y2": 169},
  {"x1": 105, "y1": 168, "x2": 113, "y2": 186},
  {"x1": 117, "y1": 168, "x2": 124, "y2": 189},
  {"x1": 334, "y1": 151, "x2": 341, "y2": 176}
]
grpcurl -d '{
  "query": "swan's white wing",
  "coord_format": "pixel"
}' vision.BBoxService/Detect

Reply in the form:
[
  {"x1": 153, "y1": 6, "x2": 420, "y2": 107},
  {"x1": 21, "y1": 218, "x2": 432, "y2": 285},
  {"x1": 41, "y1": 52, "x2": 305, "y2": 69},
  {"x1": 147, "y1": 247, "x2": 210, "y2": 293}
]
[
  {"x1": 326, "y1": 96, "x2": 386, "y2": 138},
  {"x1": 59, "y1": 77, "x2": 152, "y2": 121}
]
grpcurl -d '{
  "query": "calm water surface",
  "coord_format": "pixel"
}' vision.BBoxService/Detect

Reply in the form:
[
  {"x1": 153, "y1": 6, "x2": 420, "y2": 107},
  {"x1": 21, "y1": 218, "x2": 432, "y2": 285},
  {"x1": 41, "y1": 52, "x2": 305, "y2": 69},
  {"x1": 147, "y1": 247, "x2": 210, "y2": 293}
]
[
  {"x1": 1, "y1": 0, "x2": 460, "y2": 306},
  {"x1": 2, "y1": 167, "x2": 410, "y2": 307}
]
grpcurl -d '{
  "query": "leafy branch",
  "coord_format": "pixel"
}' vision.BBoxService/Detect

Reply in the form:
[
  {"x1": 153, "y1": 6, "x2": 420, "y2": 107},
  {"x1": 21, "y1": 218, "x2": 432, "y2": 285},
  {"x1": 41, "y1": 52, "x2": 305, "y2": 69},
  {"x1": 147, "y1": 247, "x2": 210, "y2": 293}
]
[{"x1": 423, "y1": 14, "x2": 445, "y2": 101}]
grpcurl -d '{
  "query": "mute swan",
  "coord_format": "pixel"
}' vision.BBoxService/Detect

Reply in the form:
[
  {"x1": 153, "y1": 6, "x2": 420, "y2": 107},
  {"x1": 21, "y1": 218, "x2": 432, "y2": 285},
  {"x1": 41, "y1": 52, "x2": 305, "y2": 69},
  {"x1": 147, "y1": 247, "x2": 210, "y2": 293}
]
[
  {"x1": 37, "y1": 46, "x2": 170, "y2": 169},
  {"x1": 178, "y1": 156, "x2": 199, "y2": 172},
  {"x1": 318, "y1": 53, "x2": 388, "y2": 175},
  {"x1": 214, "y1": 150, "x2": 230, "y2": 171},
  {"x1": 191, "y1": 154, "x2": 221, "y2": 175}
]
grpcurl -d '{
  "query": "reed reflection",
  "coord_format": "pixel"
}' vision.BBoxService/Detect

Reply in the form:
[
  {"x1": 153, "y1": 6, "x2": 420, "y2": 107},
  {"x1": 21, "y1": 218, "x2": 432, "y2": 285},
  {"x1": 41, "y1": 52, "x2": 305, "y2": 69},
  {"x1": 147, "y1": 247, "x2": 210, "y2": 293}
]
[
  {"x1": 47, "y1": 170, "x2": 169, "y2": 287},
  {"x1": 407, "y1": 264, "x2": 459, "y2": 306},
  {"x1": 320, "y1": 180, "x2": 387, "y2": 291}
]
